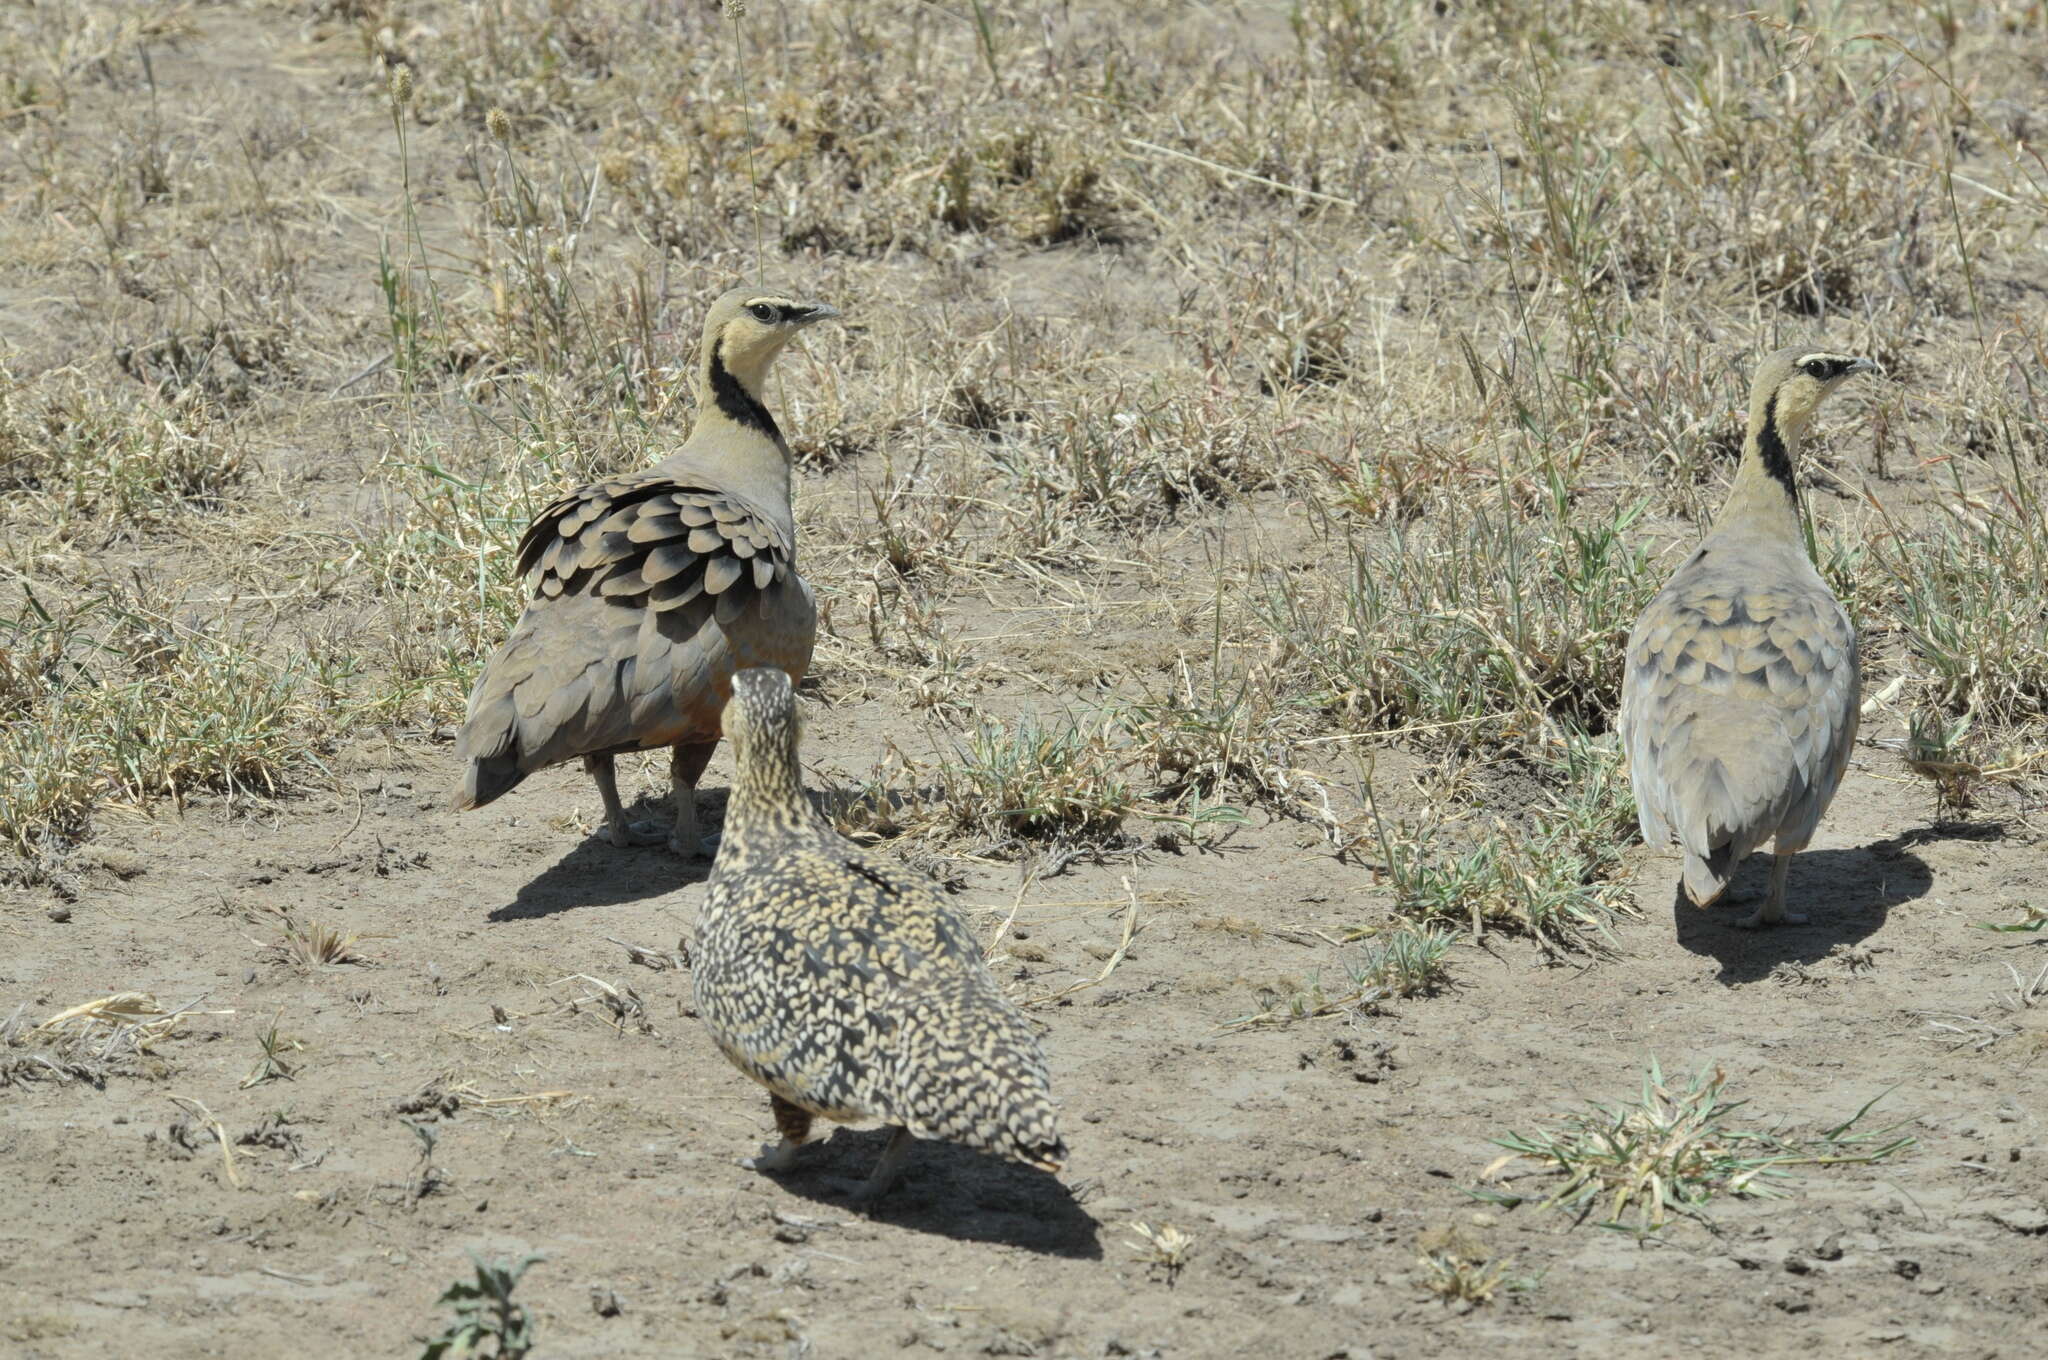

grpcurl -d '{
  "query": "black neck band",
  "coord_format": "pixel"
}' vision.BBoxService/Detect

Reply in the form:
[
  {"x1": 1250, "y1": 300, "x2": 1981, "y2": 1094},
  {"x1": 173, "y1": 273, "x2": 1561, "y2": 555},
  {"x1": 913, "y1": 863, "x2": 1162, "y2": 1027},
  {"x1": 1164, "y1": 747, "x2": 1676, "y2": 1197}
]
[
  {"x1": 709, "y1": 337, "x2": 781, "y2": 440},
  {"x1": 1756, "y1": 391, "x2": 1795, "y2": 494}
]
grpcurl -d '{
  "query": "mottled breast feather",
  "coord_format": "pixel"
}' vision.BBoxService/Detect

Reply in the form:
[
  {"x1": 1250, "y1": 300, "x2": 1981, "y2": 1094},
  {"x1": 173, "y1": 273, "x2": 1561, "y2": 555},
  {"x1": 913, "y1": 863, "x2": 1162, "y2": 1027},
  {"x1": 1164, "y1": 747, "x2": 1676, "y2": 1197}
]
[
  {"x1": 1620, "y1": 550, "x2": 1859, "y2": 890},
  {"x1": 515, "y1": 471, "x2": 795, "y2": 626}
]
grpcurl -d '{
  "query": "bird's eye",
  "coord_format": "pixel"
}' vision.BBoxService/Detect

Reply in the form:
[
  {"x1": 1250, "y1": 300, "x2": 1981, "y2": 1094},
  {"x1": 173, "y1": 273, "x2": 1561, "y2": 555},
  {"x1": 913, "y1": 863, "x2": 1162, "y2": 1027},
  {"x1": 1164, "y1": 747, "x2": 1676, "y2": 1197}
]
[
  {"x1": 749, "y1": 303, "x2": 777, "y2": 323},
  {"x1": 1803, "y1": 359, "x2": 1829, "y2": 379}
]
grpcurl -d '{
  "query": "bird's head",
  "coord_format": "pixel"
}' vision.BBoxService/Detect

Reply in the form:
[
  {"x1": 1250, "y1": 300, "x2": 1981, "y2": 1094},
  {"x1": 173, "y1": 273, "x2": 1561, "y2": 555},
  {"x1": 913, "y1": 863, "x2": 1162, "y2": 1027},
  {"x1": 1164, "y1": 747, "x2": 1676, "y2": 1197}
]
[
  {"x1": 723, "y1": 665, "x2": 803, "y2": 763},
  {"x1": 1750, "y1": 345, "x2": 1881, "y2": 438},
  {"x1": 699, "y1": 285, "x2": 839, "y2": 399}
]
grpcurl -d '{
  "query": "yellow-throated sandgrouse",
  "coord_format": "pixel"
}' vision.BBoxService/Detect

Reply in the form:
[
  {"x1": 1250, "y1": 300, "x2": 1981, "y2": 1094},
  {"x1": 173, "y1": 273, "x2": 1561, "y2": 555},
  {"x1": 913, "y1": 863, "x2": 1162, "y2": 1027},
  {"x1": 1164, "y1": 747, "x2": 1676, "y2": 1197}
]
[
  {"x1": 1620, "y1": 346, "x2": 1879, "y2": 928},
  {"x1": 453, "y1": 286, "x2": 835, "y2": 856},
  {"x1": 693, "y1": 667, "x2": 1067, "y2": 1201}
]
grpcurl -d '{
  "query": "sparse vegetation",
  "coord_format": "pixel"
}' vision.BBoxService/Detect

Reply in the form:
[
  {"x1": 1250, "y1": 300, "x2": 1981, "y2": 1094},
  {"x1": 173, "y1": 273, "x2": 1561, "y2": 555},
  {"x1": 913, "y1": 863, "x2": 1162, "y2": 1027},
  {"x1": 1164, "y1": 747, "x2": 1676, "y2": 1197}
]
[
  {"x1": 1, "y1": 992, "x2": 206, "y2": 1087},
  {"x1": 0, "y1": 589, "x2": 308, "y2": 863},
  {"x1": 240, "y1": 1011, "x2": 301, "y2": 1088},
  {"x1": 1475, "y1": 1062, "x2": 1914, "y2": 1233},
  {"x1": 4, "y1": 0, "x2": 2046, "y2": 1350},
  {"x1": 4, "y1": 0, "x2": 2042, "y2": 900},
  {"x1": 1127, "y1": 1220, "x2": 1194, "y2": 1285},
  {"x1": 272, "y1": 917, "x2": 368, "y2": 971},
  {"x1": 1224, "y1": 921, "x2": 1455, "y2": 1030},
  {"x1": 1419, "y1": 1245, "x2": 1508, "y2": 1306},
  {"x1": 1352, "y1": 923, "x2": 1456, "y2": 1000},
  {"x1": 1364, "y1": 729, "x2": 1639, "y2": 951},
  {"x1": 418, "y1": 1253, "x2": 543, "y2": 1360}
]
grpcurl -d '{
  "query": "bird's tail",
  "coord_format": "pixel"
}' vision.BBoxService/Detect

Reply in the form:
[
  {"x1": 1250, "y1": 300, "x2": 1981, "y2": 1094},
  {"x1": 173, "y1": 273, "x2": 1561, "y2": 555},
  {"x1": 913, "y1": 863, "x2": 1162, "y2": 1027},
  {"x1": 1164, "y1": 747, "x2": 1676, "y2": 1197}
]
[
  {"x1": 453, "y1": 751, "x2": 527, "y2": 811},
  {"x1": 1014, "y1": 1133, "x2": 1069, "y2": 1175},
  {"x1": 1682, "y1": 843, "x2": 1738, "y2": 907},
  {"x1": 999, "y1": 1083, "x2": 1068, "y2": 1173},
  {"x1": 451, "y1": 692, "x2": 528, "y2": 811}
]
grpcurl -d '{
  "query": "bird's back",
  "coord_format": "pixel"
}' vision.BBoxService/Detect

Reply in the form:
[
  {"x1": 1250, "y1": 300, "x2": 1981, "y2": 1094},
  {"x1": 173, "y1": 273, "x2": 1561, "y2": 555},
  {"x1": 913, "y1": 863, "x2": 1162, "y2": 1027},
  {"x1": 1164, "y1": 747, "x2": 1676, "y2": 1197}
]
[
  {"x1": 453, "y1": 466, "x2": 815, "y2": 807},
  {"x1": 695, "y1": 824, "x2": 1065, "y2": 1171},
  {"x1": 1620, "y1": 534, "x2": 1858, "y2": 901}
]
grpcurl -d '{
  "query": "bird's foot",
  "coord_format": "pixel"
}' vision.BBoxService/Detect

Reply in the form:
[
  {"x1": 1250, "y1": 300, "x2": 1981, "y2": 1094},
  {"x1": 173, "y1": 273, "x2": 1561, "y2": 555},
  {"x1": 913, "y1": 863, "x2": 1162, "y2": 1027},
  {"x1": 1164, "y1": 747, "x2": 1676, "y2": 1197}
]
[
  {"x1": 841, "y1": 1172, "x2": 897, "y2": 1206},
  {"x1": 742, "y1": 1139, "x2": 802, "y2": 1174},
  {"x1": 599, "y1": 818, "x2": 669, "y2": 849},
  {"x1": 842, "y1": 1127, "x2": 914, "y2": 1205},
  {"x1": 1734, "y1": 907, "x2": 1808, "y2": 930},
  {"x1": 667, "y1": 831, "x2": 719, "y2": 860}
]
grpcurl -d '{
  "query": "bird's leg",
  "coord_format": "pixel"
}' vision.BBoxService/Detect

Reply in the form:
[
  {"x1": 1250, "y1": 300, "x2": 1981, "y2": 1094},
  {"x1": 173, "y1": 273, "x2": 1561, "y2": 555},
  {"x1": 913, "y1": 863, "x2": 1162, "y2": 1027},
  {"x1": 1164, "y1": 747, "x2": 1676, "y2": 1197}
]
[
  {"x1": 584, "y1": 753, "x2": 666, "y2": 847},
  {"x1": 742, "y1": 1094, "x2": 813, "y2": 1173},
  {"x1": 847, "y1": 1127, "x2": 916, "y2": 1205},
  {"x1": 1737, "y1": 851, "x2": 1808, "y2": 929},
  {"x1": 668, "y1": 740, "x2": 718, "y2": 858}
]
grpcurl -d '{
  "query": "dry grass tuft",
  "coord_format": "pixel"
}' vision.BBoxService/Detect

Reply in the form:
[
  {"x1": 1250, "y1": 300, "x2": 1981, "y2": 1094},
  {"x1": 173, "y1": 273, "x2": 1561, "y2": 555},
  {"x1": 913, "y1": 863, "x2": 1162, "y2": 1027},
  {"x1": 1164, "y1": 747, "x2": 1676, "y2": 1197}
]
[
  {"x1": 271, "y1": 918, "x2": 369, "y2": 971},
  {"x1": 1126, "y1": 1220, "x2": 1195, "y2": 1285},
  {"x1": 1475, "y1": 1062, "x2": 1913, "y2": 1233},
  {"x1": 3, "y1": 0, "x2": 2044, "y2": 961},
  {"x1": 2, "y1": 992, "x2": 217, "y2": 1087},
  {"x1": 1419, "y1": 1246, "x2": 1507, "y2": 1306}
]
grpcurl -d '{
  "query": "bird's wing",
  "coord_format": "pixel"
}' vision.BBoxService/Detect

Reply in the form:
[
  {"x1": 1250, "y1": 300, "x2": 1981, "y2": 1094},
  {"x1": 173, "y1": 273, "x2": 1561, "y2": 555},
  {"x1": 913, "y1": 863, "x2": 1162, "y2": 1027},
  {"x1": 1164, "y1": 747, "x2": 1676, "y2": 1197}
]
[
  {"x1": 826, "y1": 856, "x2": 1058, "y2": 1150},
  {"x1": 1620, "y1": 564, "x2": 1858, "y2": 869},
  {"x1": 515, "y1": 471, "x2": 798, "y2": 613},
  {"x1": 708, "y1": 852, "x2": 1057, "y2": 1154},
  {"x1": 457, "y1": 472, "x2": 810, "y2": 774}
]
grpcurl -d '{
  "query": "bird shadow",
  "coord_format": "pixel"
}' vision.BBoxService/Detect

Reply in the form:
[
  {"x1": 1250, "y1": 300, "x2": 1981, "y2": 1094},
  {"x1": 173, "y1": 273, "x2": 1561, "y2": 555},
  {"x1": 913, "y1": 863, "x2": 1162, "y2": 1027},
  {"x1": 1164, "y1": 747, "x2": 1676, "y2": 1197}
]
[
  {"x1": 755, "y1": 1127, "x2": 1103, "y2": 1259},
  {"x1": 486, "y1": 805, "x2": 715, "y2": 922},
  {"x1": 1671, "y1": 834, "x2": 1937, "y2": 985},
  {"x1": 483, "y1": 781, "x2": 967, "y2": 921}
]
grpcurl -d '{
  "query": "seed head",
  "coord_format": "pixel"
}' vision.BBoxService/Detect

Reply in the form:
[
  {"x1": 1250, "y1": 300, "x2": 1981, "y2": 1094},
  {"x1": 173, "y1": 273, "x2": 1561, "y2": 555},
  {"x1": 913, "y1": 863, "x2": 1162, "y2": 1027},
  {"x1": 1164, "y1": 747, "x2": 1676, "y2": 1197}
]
[
  {"x1": 389, "y1": 63, "x2": 414, "y2": 108},
  {"x1": 487, "y1": 108, "x2": 512, "y2": 143}
]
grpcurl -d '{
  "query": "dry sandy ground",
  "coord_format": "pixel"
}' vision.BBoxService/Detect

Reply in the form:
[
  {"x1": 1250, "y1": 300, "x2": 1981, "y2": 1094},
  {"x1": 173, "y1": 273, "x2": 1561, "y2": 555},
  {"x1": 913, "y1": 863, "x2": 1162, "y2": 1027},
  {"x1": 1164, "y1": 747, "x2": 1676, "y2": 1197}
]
[
  {"x1": 5, "y1": 588, "x2": 2046, "y2": 1358},
  {"x1": 5, "y1": 2, "x2": 2048, "y2": 1358}
]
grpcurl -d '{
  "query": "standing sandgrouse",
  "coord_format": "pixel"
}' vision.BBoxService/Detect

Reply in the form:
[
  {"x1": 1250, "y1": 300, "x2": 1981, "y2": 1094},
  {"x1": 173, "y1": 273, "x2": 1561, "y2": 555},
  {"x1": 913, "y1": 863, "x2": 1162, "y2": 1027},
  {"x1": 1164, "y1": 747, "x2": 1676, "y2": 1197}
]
[
  {"x1": 1620, "y1": 346, "x2": 1879, "y2": 928},
  {"x1": 693, "y1": 667, "x2": 1067, "y2": 1202},
  {"x1": 452, "y1": 286, "x2": 836, "y2": 856}
]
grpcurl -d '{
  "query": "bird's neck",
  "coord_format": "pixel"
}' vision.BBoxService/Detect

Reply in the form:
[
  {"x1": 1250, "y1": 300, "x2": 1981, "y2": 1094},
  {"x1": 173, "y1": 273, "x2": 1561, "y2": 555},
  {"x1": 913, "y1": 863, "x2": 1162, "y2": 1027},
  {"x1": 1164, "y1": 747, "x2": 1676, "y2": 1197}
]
[
  {"x1": 722, "y1": 738, "x2": 813, "y2": 848},
  {"x1": 671, "y1": 337, "x2": 795, "y2": 536},
  {"x1": 1713, "y1": 390, "x2": 1809, "y2": 546}
]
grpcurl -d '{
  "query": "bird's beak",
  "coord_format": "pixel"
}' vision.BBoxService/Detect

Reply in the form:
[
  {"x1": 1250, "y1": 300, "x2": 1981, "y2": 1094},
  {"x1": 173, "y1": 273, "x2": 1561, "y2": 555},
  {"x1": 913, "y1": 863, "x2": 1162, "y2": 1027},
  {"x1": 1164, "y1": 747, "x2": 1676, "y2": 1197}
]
[
  {"x1": 791, "y1": 302, "x2": 839, "y2": 326},
  {"x1": 1846, "y1": 356, "x2": 1882, "y2": 378}
]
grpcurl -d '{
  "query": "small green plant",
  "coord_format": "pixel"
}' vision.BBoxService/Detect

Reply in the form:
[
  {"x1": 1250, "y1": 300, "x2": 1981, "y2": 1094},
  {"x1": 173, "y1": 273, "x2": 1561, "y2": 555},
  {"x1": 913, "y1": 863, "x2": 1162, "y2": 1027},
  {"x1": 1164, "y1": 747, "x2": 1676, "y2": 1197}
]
[
  {"x1": 1904, "y1": 707, "x2": 1981, "y2": 815},
  {"x1": 937, "y1": 714, "x2": 1136, "y2": 845},
  {"x1": 1419, "y1": 1248, "x2": 1507, "y2": 1305},
  {"x1": 419, "y1": 1253, "x2": 543, "y2": 1360},
  {"x1": 1364, "y1": 730, "x2": 1637, "y2": 953},
  {"x1": 1353, "y1": 923, "x2": 1455, "y2": 999},
  {"x1": 1474, "y1": 1061, "x2": 1913, "y2": 1233},
  {"x1": 1221, "y1": 923, "x2": 1454, "y2": 1030},
  {"x1": 1978, "y1": 903, "x2": 2046, "y2": 935},
  {"x1": 239, "y1": 1011, "x2": 301, "y2": 1088}
]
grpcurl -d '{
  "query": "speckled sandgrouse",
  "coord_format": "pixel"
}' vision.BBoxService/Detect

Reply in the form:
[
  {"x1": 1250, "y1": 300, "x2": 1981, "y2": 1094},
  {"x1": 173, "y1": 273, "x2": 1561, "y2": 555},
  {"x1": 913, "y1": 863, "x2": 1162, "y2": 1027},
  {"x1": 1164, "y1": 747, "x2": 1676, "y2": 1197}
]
[
  {"x1": 452, "y1": 286, "x2": 836, "y2": 856},
  {"x1": 1620, "y1": 345, "x2": 1880, "y2": 928},
  {"x1": 693, "y1": 667, "x2": 1067, "y2": 1202}
]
